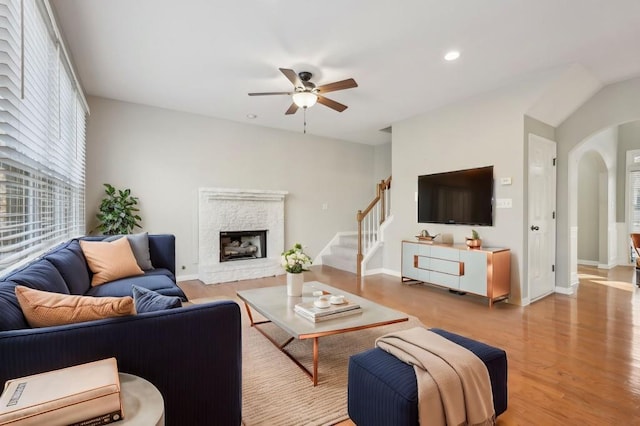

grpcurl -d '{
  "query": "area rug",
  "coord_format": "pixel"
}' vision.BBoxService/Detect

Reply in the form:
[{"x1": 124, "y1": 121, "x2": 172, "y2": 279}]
[{"x1": 241, "y1": 307, "x2": 423, "y2": 426}]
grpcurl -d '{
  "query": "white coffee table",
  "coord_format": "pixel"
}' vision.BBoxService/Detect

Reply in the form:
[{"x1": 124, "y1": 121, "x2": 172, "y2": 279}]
[{"x1": 237, "y1": 281, "x2": 408, "y2": 386}]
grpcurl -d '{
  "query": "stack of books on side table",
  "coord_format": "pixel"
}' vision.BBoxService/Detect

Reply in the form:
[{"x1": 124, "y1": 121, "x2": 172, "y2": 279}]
[
  {"x1": 294, "y1": 300, "x2": 362, "y2": 322},
  {"x1": 0, "y1": 358, "x2": 123, "y2": 426}
]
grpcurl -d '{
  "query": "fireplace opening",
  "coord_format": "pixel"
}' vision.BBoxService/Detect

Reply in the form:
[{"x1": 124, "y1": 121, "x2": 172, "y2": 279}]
[{"x1": 220, "y1": 230, "x2": 267, "y2": 262}]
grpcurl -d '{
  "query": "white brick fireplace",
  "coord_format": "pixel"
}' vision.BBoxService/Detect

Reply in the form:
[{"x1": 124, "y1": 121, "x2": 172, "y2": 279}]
[{"x1": 198, "y1": 188, "x2": 288, "y2": 284}]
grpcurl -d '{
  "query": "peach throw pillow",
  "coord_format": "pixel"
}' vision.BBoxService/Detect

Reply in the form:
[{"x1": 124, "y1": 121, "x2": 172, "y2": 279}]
[
  {"x1": 80, "y1": 237, "x2": 144, "y2": 286},
  {"x1": 15, "y1": 286, "x2": 135, "y2": 328}
]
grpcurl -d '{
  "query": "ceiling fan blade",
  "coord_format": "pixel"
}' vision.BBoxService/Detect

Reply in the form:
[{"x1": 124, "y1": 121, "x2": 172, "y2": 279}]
[
  {"x1": 317, "y1": 95, "x2": 348, "y2": 112},
  {"x1": 316, "y1": 78, "x2": 358, "y2": 94},
  {"x1": 285, "y1": 103, "x2": 299, "y2": 115},
  {"x1": 248, "y1": 91, "x2": 292, "y2": 96},
  {"x1": 279, "y1": 68, "x2": 302, "y2": 88}
]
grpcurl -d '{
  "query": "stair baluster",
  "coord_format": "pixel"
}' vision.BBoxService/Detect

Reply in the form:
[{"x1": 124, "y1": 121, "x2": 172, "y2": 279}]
[{"x1": 356, "y1": 176, "x2": 391, "y2": 276}]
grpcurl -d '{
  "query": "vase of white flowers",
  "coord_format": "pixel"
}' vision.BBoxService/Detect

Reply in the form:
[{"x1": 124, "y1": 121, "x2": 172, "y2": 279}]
[{"x1": 281, "y1": 243, "x2": 312, "y2": 297}]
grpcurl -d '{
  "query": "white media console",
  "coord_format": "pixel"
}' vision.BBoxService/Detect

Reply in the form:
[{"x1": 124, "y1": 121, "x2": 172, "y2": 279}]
[{"x1": 401, "y1": 240, "x2": 511, "y2": 307}]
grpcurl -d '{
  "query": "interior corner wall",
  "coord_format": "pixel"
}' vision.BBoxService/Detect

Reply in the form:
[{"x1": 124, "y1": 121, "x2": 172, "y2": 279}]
[
  {"x1": 577, "y1": 152, "x2": 604, "y2": 262},
  {"x1": 373, "y1": 142, "x2": 392, "y2": 183},
  {"x1": 556, "y1": 75, "x2": 640, "y2": 289},
  {"x1": 385, "y1": 82, "x2": 545, "y2": 305},
  {"x1": 84, "y1": 96, "x2": 376, "y2": 279}
]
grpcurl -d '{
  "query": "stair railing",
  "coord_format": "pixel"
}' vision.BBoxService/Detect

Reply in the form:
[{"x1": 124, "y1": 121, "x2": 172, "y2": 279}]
[{"x1": 356, "y1": 176, "x2": 392, "y2": 276}]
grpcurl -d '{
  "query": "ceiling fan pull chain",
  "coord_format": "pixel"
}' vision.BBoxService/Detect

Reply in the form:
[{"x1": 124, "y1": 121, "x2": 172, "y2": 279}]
[{"x1": 303, "y1": 106, "x2": 307, "y2": 134}]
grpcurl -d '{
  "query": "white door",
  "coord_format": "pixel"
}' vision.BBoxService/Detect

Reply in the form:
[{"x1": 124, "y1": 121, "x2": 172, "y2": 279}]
[{"x1": 528, "y1": 134, "x2": 557, "y2": 302}]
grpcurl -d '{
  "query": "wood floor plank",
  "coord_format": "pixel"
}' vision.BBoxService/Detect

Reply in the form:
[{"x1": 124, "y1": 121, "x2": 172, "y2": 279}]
[{"x1": 178, "y1": 264, "x2": 640, "y2": 424}]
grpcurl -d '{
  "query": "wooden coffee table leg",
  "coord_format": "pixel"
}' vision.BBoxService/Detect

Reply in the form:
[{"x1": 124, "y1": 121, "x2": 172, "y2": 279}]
[
  {"x1": 243, "y1": 302, "x2": 270, "y2": 327},
  {"x1": 243, "y1": 302, "x2": 255, "y2": 325},
  {"x1": 313, "y1": 337, "x2": 319, "y2": 386}
]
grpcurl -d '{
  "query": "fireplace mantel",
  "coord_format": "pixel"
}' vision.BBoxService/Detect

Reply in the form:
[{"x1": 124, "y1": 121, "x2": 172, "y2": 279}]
[
  {"x1": 203, "y1": 188, "x2": 287, "y2": 202},
  {"x1": 198, "y1": 188, "x2": 288, "y2": 284}
]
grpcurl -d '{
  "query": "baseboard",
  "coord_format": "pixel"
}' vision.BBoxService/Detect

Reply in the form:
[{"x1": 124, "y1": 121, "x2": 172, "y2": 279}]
[
  {"x1": 597, "y1": 263, "x2": 617, "y2": 270},
  {"x1": 361, "y1": 268, "x2": 400, "y2": 277},
  {"x1": 570, "y1": 271, "x2": 580, "y2": 286},
  {"x1": 554, "y1": 284, "x2": 576, "y2": 295},
  {"x1": 577, "y1": 259, "x2": 598, "y2": 266},
  {"x1": 177, "y1": 273, "x2": 199, "y2": 282},
  {"x1": 363, "y1": 268, "x2": 384, "y2": 276},
  {"x1": 380, "y1": 268, "x2": 401, "y2": 278}
]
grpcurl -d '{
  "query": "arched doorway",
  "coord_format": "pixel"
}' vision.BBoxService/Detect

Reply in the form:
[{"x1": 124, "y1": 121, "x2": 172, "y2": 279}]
[
  {"x1": 556, "y1": 76, "x2": 640, "y2": 292},
  {"x1": 567, "y1": 123, "x2": 640, "y2": 286},
  {"x1": 568, "y1": 127, "x2": 618, "y2": 285}
]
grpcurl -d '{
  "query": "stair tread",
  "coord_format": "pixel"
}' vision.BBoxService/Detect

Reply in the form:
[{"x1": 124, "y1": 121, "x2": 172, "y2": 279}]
[
  {"x1": 321, "y1": 254, "x2": 357, "y2": 274},
  {"x1": 323, "y1": 232, "x2": 381, "y2": 274},
  {"x1": 332, "y1": 244, "x2": 358, "y2": 251}
]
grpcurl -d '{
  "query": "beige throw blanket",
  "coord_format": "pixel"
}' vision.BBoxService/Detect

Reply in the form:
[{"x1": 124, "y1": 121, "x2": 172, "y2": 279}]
[{"x1": 376, "y1": 327, "x2": 495, "y2": 426}]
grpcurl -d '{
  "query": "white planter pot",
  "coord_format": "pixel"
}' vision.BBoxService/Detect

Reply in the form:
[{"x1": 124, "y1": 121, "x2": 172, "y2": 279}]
[{"x1": 286, "y1": 272, "x2": 304, "y2": 297}]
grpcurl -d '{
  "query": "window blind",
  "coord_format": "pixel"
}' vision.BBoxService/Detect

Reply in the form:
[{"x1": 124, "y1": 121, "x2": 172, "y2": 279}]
[
  {"x1": 0, "y1": 0, "x2": 87, "y2": 271},
  {"x1": 630, "y1": 170, "x2": 640, "y2": 234}
]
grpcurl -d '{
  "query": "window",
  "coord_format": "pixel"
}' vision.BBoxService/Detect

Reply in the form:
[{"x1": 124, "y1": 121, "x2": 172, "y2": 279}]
[
  {"x1": 0, "y1": 0, "x2": 88, "y2": 271},
  {"x1": 630, "y1": 170, "x2": 640, "y2": 233},
  {"x1": 627, "y1": 149, "x2": 640, "y2": 264}
]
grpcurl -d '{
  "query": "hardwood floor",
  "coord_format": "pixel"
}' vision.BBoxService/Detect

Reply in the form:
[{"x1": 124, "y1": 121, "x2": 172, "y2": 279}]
[{"x1": 179, "y1": 265, "x2": 640, "y2": 425}]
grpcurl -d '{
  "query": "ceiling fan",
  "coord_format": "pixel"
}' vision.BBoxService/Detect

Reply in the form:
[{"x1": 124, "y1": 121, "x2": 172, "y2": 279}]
[{"x1": 248, "y1": 68, "x2": 358, "y2": 115}]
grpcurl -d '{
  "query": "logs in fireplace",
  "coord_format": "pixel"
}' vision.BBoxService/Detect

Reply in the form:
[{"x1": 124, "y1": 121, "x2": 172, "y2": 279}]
[{"x1": 220, "y1": 230, "x2": 267, "y2": 262}]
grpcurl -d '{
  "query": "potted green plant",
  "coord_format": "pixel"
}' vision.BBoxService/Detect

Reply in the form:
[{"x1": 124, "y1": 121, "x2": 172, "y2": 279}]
[
  {"x1": 95, "y1": 183, "x2": 142, "y2": 235},
  {"x1": 466, "y1": 229, "x2": 482, "y2": 248}
]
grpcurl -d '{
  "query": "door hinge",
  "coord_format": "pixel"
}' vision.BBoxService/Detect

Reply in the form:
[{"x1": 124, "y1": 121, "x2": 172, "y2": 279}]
[
  {"x1": 552, "y1": 264, "x2": 555, "y2": 272},
  {"x1": 552, "y1": 211, "x2": 555, "y2": 219},
  {"x1": 552, "y1": 158, "x2": 556, "y2": 166}
]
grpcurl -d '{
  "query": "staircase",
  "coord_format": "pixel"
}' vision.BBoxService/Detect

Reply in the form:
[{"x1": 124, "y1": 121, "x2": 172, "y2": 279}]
[
  {"x1": 320, "y1": 233, "x2": 359, "y2": 274},
  {"x1": 318, "y1": 177, "x2": 392, "y2": 276}
]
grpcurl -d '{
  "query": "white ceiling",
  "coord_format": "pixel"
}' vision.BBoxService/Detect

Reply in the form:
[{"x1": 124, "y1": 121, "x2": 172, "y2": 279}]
[{"x1": 51, "y1": 0, "x2": 640, "y2": 145}]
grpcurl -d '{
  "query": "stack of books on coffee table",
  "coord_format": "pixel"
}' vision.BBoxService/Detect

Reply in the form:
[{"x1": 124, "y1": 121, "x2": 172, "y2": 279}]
[{"x1": 294, "y1": 300, "x2": 362, "y2": 323}]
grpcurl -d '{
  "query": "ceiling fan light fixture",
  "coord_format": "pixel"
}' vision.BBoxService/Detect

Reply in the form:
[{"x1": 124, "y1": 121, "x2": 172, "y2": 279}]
[{"x1": 292, "y1": 91, "x2": 318, "y2": 108}]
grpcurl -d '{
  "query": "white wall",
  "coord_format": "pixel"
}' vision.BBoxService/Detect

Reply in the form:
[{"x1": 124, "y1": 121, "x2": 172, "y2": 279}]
[
  {"x1": 577, "y1": 151, "x2": 605, "y2": 262},
  {"x1": 85, "y1": 96, "x2": 378, "y2": 279},
  {"x1": 373, "y1": 142, "x2": 392, "y2": 183},
  {"x1": 386, "y1": 81, "x2": 547, "y2": 304}
]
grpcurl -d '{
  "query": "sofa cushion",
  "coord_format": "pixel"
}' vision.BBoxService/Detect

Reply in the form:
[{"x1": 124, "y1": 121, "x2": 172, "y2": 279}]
[
  {"x1": 14, "y1": 285, "x2": 136, "y2": 328},
  {"x1": 141, "y1": 267, "x2": 176, "y2": 281},
  {"x1": 0, "y1": 281, "x2": 29, "y2": 331},
  {"x1": 44, "y1": 240, "x2": 92, "y2": 295},
  {"x1": 80, "y1": 237, "x2": 144, "y2": 286},
  {"x1": 132, "y1": 285, "x2": 182, "y2": 313},
  {"x1": 84, "y1": 274, "x2": 186, "y2": 300},
  {"x1": 4, "y1": 259, "x2": 70, "y2": 295},
  {"x1": 105, "y1": 232, "x2": 154, "y2": 271}
]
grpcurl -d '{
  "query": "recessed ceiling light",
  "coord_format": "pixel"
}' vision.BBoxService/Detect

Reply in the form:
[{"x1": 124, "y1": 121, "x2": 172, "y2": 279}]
[
  {"x1": 246, "y1": 114, "x2": 257, "y2": 119},
  {"x1": 444, "y1": 50, "x2": 460, "y2": 61}
]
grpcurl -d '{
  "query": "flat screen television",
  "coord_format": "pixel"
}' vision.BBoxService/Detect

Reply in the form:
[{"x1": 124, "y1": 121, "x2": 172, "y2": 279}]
[{"x1": 418, "y1": 166, "x2": 494, "y2": 226}]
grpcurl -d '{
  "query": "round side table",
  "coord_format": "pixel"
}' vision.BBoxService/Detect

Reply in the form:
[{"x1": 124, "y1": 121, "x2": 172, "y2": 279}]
[{"x1": 119, "y1": 373, "x2": 164, "y2": 426}]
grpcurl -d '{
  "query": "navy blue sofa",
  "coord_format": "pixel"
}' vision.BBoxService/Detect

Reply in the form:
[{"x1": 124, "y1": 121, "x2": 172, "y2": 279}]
[{"x1": 0, "y1": 234, "x2": 242, "y2": 426}]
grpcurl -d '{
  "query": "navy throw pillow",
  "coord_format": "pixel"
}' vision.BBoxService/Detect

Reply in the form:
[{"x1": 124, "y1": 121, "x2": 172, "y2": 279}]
[{"x1": 132, "y1": 285, "x2": 182, "y2": 313}]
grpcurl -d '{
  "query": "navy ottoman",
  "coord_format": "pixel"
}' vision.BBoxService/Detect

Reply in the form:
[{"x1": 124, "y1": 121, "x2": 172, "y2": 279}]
[{"x1": 347, "y1": 328, "x2": 507, "y2": 425}]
